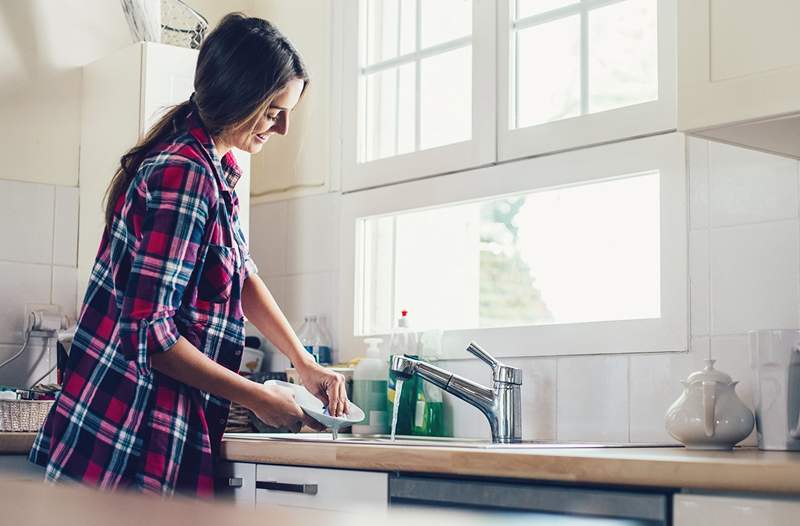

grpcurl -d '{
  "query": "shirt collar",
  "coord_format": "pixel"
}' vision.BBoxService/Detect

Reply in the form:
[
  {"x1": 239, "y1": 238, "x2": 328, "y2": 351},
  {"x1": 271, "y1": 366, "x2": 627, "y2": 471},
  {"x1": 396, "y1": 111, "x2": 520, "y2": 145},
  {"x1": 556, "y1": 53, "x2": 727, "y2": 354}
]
[{"x1": 186, "y1": 110, "x2": 242, "y2": 193}]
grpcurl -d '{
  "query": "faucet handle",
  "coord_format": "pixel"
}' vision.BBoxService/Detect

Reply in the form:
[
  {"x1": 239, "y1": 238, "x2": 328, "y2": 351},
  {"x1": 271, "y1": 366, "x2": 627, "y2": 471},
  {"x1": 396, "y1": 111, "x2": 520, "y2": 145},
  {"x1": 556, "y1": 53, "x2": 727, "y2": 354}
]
[
  {"x1": 466, "y1": 341, "x2": 523, "y2": 385},
  {"x1": 466, "y1": 341, "x2": 500, "y2": 369}
]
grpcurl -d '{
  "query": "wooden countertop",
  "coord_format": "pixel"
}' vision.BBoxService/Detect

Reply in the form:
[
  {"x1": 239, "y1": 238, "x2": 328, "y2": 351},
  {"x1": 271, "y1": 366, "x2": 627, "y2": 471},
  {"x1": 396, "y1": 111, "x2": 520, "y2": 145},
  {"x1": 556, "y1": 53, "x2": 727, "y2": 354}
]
[
  {"x1": 221, "y1": 435, "x2": 800, "y2": 495},
  {"x1": 0, "y1": 432, "x2": 36, "y2": 454}
]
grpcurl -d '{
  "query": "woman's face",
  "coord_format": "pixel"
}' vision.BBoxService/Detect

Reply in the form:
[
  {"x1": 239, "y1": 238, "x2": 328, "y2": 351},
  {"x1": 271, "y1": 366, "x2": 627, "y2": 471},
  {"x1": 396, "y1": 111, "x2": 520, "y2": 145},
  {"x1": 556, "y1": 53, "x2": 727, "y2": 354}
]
[{"x1": 223, "y1": 78, "x2": 305, "y2": 155}]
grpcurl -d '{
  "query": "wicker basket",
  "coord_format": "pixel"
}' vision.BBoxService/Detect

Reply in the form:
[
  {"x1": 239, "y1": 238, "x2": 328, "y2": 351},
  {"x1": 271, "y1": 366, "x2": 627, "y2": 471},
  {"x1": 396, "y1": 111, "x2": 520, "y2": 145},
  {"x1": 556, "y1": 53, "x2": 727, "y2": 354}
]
[{"x1": 0, "y1": 399, "x2": 54, "y2": 432}]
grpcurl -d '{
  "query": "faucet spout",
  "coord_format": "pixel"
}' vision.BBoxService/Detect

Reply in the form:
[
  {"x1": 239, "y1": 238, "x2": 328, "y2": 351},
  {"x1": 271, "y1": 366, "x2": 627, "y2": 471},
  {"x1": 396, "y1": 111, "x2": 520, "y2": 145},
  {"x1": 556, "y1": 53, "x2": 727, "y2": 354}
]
[{"x1": 389, "y1": 343, "x2": 522, "y2": 443}]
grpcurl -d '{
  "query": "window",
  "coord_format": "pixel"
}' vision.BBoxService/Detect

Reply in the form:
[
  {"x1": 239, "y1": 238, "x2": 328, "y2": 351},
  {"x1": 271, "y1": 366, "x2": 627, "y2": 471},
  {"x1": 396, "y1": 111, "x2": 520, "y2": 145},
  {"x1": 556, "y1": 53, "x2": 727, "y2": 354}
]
[
  {"x1": 338, "y1": 0, "x2": 675, "y2": 190},
  {"x1": 359, "y1": 172, "x2": 660, "y2": 334},
  {"x1": 497, "y1": 0, "x2": 675, "y2": 161},
  {"x1": 339, "y1": 133, "x2": 686, "y2": 360},
  {"x1": 511, "y1": 0, "x2": 659, "y2": 129},
  {"x1": 359, "y1": 0, "x2": 473, "y2": 161},
  {"x1": 340, "y1": 0, "x2": 495, "y2": 191}
]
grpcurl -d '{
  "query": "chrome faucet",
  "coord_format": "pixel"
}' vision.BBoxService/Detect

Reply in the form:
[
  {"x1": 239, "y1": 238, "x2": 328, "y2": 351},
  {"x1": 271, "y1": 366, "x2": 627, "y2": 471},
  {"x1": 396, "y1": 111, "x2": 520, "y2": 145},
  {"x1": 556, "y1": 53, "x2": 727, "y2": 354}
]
[{"x1": 390, "y1": 341, "x2": 522, "y2": 443}]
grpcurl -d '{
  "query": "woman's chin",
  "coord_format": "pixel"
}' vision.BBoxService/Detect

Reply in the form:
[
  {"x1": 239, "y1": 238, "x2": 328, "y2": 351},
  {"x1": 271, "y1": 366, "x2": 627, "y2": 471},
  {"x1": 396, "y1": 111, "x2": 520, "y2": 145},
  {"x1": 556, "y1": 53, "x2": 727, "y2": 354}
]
[{"x1": 246, "y1": 140, "x2": 267, "y2": 154}]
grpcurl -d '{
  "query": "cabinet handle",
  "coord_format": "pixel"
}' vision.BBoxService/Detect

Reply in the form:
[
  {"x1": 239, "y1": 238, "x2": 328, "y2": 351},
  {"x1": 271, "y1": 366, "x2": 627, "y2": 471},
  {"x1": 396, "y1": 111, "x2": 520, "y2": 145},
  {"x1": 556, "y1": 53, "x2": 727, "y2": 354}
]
[
  {"x1": 256, "y1": 480, "x2": 318, "y2": 495},
  {"x1": 227, "y1": 477, "x2": 243, "y2": 488}
]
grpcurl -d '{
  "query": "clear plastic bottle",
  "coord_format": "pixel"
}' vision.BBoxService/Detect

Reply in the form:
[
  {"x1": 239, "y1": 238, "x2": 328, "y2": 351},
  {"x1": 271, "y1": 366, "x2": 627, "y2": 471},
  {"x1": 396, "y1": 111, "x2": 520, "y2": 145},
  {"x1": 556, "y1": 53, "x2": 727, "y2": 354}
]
[
  {"x1": 315, "y1": 316, "x2": 333, "y2": 365},
  {"x1": 352, "y1": 337, "x2": 389, "y2": 435},
  {"x1": 296, "y1": 315, "x2": 320, "y2": 363}
]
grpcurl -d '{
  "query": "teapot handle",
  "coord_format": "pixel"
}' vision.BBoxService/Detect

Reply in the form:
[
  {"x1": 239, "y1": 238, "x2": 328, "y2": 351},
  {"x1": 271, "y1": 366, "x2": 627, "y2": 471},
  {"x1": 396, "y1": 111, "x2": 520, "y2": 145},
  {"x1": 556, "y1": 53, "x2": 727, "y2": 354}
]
[{"x1": 703, "y1": 381, "x2": 717, "y2": 438}]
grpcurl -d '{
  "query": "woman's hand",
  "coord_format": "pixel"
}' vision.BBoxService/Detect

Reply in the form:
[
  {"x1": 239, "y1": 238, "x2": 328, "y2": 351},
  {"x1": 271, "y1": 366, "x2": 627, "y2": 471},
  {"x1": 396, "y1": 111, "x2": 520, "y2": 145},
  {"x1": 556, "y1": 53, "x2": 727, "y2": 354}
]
[
  {"x1": 297, "y1": 363, "x2": 350, "y2": 417},
  {"x1": 249, "y1": 384, "x2": 324, "y2": 432}
]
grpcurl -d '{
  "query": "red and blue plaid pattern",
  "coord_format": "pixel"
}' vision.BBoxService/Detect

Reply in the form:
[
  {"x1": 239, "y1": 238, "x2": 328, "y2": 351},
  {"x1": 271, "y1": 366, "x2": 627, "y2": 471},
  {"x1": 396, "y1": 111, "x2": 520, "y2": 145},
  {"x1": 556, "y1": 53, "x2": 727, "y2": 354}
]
[{"x1": 29, "y1": 110, "x2": 258, "y2": 498}]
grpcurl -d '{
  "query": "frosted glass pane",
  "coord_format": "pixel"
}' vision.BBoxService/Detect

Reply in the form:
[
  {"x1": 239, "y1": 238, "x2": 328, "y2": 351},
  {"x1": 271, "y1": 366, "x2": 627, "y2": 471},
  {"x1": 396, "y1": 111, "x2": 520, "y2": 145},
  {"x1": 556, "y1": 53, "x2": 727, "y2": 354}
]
[
  {"x1": 421, "y1": 0, "x2": 472, "y2": 49},
  {"x1": 589, "y1": 0, "x2": 658, "y2": 113},
  {"x1": 363, "y1": 0, "x2": 417, "y2": 66},
  {"x1": 420, "y1": 46, "x2": 472, "y2": 150},
  {"x1": 516, "y1": 0, "x2": 577, "y2": 19},
  {"x1": 516, "y1": 16, "x2": 580, "y2": 128},
  {"x1": 363, "y1": 63, "x2": 416, "y2": 162},
  {"x1": 359, "y1": 171, "x2": 661, "y2": 333}
]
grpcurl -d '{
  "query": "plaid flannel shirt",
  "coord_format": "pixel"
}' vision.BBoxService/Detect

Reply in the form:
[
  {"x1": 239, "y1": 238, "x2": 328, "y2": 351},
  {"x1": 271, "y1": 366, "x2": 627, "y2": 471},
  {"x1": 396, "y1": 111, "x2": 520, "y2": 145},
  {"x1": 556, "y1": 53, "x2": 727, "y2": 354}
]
[{"x1": 29, "y1": 109, "x2": 258, "y2": 498}]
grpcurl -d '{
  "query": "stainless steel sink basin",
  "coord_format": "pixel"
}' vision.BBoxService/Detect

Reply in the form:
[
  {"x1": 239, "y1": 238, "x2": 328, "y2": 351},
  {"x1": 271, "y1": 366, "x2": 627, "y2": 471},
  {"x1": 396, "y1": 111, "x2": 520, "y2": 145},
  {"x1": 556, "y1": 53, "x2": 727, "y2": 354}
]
[{"x1": 223, "y1": 432, "x2": 673, "y2": 449}]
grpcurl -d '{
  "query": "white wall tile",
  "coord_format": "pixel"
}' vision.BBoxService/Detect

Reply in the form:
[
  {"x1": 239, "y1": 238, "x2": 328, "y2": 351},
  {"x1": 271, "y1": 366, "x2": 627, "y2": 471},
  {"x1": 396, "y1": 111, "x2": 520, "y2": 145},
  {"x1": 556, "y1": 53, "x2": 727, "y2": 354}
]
[
  {"x1": 250, "y1": 200, "x2": 288, "y2": 277},
  {"x1": 629, "y1": 352, "x2": 689, "y2": 443},
  {"x1": 689, "y1": 229, "x2": 710, "y2": 336},
  {"x1": 557, "y1": 355, "x2": 629, "y2": 442},
  {"x1": 0, "y1": 262, "x2": 52, "y2": 344},
  {"x1": 710, "y1": 220, "x2": 800, "y2": 335},
  {"x1": 286, "y1": 193, "x2": 341, "y2": 275},
  {"x1": 52, "y1": 266, "x2": 78, "y2": 322},
  {"x1": 505, "y1": 357, "x2": 557, "y2": 441},
  {"x1": 282, "y1": 272, "x2": 336, "y2": 339},
  {"x1": 437, "y1": 358, "x2": 493, "y2": 439},
  {"x1": 262, "y1": 275, "x2": 288, "y2": 308},
  {"x1": 53, "y1": 186, "x2": 79, "y2": 267},
  {"x1": 0, "y1": 180, "x2": 54, "y2": 264},
  {"x1": 709, "y1": 141, "x2": 799, "y2": 227},
  {"x1": 688, "y1": 137, "x2": 710, "y2": 230},
  {"x1": 0, "y1": 340, "x2": 55, "y2": 389}
]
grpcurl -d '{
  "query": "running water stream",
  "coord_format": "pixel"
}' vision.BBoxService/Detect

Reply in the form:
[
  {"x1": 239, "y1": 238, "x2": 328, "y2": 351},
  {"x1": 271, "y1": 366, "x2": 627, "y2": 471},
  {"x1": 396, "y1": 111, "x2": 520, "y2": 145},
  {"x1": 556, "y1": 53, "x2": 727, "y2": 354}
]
[{"x1": 390, "y1": 379, "x2": 404, "y2": 441}]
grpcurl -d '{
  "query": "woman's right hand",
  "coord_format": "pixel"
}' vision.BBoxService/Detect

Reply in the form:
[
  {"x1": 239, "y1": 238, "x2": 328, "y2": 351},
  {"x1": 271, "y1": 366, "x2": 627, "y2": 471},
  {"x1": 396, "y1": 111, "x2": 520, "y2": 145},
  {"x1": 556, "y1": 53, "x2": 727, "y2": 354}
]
[{"x1": 249, "y1": 384, "x2": 323, "y2": 433}]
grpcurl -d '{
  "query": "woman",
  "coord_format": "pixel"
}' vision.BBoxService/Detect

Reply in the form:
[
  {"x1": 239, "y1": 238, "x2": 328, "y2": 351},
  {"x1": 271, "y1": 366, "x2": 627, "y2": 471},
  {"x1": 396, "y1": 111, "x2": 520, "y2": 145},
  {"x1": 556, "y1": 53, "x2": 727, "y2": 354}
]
[{"x1": 29, "y1": 13, "x2": 346, "y2": 497}]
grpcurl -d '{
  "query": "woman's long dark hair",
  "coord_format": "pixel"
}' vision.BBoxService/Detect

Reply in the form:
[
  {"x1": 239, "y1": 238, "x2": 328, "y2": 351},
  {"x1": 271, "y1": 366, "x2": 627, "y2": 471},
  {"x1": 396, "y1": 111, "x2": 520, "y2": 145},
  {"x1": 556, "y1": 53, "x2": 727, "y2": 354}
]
[{"x1": 103, "y1": 12, "x2": 309, "y2": 228}]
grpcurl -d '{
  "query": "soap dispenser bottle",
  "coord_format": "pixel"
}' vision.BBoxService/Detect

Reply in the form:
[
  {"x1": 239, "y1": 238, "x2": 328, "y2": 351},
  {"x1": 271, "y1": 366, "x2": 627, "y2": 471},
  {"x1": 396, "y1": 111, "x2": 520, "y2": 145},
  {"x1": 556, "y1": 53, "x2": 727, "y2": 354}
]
[{"x1": 352, "y1": 337, "x2": 389, "y2": 435}]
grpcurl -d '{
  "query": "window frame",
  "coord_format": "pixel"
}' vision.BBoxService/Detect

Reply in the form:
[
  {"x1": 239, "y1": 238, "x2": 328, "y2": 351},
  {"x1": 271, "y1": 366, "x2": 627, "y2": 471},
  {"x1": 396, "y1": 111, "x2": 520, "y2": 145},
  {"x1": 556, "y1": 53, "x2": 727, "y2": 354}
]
[
  {"x1": 496, "y1": 0, "x2": 677, "y2": 162},
  {"x1": 338, "y1": 132, "x2": 687, "y2": 361},
  {"x1": 340, "y1": 0, "x2": 497, "y2": 192}
]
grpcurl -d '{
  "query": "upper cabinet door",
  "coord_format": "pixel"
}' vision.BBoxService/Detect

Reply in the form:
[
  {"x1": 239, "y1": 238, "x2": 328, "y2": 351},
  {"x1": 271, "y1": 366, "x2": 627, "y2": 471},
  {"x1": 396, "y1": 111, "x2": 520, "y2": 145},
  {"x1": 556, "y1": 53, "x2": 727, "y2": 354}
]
[
  {"x1": 677, "y1": 0, "x2": 800, "y2": 159},
  {"x1": 497, "y1": 0, "x2": 676, "y2": 162},
  {"x1": 340, "y1": 0, "x2": 497, "y2": 192}
]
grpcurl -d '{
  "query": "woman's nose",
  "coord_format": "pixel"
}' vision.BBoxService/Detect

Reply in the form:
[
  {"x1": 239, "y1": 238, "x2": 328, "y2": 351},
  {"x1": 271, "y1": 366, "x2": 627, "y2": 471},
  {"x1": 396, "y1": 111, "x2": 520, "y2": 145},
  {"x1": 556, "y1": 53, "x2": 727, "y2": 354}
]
[{"x1": 274, "y1": 113, "x2": 289, "y2": 135}]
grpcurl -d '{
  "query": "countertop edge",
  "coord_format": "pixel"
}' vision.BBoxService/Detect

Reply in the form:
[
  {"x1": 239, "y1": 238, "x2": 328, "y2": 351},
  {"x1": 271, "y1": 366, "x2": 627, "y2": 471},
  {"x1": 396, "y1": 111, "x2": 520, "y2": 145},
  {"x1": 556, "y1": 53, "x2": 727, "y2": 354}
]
[{"x1": 220, "y1": 438, "x2": 800, "y2": 495}]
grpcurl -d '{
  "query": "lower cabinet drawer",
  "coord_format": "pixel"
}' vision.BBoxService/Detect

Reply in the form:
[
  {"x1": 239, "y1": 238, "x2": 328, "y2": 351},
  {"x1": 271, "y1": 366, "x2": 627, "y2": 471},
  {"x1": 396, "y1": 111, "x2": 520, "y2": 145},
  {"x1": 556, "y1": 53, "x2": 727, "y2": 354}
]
[{"x1": 255, "y1": 464, "x2": 388, "y2": 512}]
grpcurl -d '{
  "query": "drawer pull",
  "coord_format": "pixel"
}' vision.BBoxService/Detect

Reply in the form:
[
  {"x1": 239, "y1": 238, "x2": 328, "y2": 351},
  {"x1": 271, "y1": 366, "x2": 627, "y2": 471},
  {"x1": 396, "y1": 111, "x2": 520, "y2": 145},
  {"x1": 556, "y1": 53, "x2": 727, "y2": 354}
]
[
  {"x1": 227, "y1": 477, "x2": 243, "y2": 488},
  {"x1": 257, "y1": 480, "x2": 319, "y2": 495}
]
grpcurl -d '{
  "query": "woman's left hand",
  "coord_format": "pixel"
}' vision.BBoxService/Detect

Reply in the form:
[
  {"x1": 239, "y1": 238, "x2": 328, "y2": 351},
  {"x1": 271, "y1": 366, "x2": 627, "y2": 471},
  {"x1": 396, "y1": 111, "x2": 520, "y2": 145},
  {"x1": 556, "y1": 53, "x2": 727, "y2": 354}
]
[{"x1": 298, "y1": 363, "x2": 350, "y2": 417}]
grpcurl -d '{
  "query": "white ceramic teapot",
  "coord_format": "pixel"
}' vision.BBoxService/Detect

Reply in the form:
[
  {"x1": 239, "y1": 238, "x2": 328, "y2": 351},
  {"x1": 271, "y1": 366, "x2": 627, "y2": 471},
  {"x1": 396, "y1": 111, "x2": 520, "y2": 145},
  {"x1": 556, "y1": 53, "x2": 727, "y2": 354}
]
[{"x1": 664, "y1": 360, "x2": 754, "y2": 450}]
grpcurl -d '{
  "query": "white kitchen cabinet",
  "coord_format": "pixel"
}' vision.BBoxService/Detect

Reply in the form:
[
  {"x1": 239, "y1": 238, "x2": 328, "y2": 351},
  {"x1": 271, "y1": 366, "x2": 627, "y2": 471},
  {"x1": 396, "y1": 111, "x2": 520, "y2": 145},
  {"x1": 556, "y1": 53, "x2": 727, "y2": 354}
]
[
  {"x1": 678, "y1": 0, "x2": 800, "y2": 158},
  {"x1": 255, "y1": 464, "x2": 388, "y2": 512},
  {"x1": 247, "y1": 0, "x2": 339, "y2": 203},
  {"x1": 674, "y1": 493, "x2": 800, "y2": 526},
  {"x1": 216, "y1": 461, "x2": 388, "y2": 511},
  {"x1": 77, "y1": 42, "x2": 251, "y2": 303}
]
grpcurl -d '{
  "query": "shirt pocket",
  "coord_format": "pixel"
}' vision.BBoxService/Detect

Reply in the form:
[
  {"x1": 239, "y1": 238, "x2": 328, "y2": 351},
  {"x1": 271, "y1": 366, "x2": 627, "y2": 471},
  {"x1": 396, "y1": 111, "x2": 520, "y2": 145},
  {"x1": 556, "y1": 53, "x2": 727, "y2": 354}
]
[{"x1": 198, "y1": 244, "x2": 237, "y2": 303}]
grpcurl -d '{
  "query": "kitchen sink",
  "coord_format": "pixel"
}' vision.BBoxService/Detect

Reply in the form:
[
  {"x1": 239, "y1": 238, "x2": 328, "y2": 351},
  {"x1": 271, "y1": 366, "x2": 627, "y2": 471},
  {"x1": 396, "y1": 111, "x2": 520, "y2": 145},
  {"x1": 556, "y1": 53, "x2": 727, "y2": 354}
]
[{"x1": 223, "y1": 432, "x2": 673, "y2": 449}]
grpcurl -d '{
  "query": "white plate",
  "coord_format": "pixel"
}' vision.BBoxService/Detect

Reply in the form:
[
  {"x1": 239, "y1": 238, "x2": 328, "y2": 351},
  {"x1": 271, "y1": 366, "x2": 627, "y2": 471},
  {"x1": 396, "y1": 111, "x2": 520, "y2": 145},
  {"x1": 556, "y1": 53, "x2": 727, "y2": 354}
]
[{"x1": 263, "y1": 379, "x2": 365, "y2": 430}]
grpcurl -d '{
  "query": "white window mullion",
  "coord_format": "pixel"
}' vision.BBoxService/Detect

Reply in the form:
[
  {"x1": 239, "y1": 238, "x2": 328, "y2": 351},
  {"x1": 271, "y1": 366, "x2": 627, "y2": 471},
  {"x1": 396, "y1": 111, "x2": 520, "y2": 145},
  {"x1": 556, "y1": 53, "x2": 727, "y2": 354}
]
[
  {"x1": 394, "y1": 0, "x2": 402, "y2": 156},
  {"x1": 414, "y1": 0, "x2": 422, "y2": 152},
  {"x1": 580, "y1": 3, "x2": 589, "y2": 115}
]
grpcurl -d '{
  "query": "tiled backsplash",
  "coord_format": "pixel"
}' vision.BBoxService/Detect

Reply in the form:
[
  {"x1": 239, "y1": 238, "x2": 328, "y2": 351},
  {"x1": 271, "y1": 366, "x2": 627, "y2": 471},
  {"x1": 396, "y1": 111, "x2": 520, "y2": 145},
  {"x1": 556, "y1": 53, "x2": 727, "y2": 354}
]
[
  {"x1": 249, "y1": 137, "x2": 800, "y2": 443},
  {"x1": 0, "y1": 180, "x2": 79, "y2": 388}
]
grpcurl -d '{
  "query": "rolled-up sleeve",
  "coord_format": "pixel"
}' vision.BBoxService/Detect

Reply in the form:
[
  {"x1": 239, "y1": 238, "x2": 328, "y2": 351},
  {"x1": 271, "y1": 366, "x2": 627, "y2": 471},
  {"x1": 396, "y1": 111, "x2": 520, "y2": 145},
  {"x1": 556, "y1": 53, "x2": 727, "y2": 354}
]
[
  {"x1": 118, "y1": 159, "x2": 216, "y2": 373},
  {"x1": 232, "y1": 199, "x2": 258, "y2": 281}
]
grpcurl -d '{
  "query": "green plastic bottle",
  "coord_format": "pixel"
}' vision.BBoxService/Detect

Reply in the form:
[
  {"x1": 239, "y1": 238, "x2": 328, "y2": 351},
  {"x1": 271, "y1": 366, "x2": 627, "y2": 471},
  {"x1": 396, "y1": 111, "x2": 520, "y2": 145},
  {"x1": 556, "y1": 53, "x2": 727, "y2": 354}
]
[
  {"x1": 386, "y1": 310, "x2": 419, "y2": 437},
  {"x1": 412, "y1": 328, "x2": 447, "y2": 437}
]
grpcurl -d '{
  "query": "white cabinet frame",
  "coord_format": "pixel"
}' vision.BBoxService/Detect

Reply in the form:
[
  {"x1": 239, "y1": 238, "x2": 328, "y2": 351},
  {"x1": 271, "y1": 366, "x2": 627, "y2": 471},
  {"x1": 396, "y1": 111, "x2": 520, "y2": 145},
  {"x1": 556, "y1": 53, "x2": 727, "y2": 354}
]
[
  {"x1": 340, "y1": 0, "x2": 497, "y2": 192},
  {"x1": 496, "y1": 0, "x2": 678, "y2": 162},
  {"x1": 338, "y1": 133, "x2": 687, "y2": 360}
]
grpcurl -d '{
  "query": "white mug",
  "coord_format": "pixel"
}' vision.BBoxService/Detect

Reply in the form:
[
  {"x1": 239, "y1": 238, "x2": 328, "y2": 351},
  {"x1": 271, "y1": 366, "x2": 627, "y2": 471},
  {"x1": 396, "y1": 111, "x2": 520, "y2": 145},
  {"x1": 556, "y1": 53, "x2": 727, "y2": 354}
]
[{"x1": 748, "y1": 329, "x2": 800, "y2": 451}]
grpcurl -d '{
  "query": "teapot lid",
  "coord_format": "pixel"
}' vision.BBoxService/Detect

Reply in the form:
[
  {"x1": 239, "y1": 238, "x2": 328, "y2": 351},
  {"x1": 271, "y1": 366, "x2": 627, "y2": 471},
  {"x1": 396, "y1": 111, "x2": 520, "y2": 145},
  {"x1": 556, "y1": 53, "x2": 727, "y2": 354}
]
[{"x1": 685, "y1": 359, "x2": 733, "y2": 384}]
